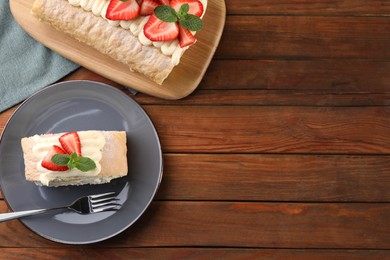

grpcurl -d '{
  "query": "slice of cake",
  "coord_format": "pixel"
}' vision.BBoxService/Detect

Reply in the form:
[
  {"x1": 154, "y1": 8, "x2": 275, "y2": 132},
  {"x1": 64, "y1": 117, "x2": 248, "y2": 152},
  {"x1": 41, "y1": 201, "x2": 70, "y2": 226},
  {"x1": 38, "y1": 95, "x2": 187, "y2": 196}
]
[
  {"x1": 31, "y1": 0, "x2": 207, "y2": 84},
  {"x1": 21, "y1": 131, "x2": 128, "y2": 187}
]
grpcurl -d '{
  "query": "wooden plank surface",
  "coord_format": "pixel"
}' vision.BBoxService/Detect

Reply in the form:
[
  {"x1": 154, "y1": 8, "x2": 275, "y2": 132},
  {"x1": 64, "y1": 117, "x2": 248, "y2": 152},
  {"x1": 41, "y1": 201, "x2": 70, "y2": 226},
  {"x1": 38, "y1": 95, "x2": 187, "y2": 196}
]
[
  {"x1": 1, "y1": 0, "x2": 390, "y2": 257},
  {"x1": 137, "y1": 90, "x2": 390, "y2": 107},
  {"x1": 1, "y1": 201, "x2": 389, "y2": 248},
  {"x1": 217, "y1": 16, "x2": 390, "y2": 60},
  {"x1": 1, "y1": 248, "x2": 390, "y2": 260},
  {"x1": 144, "y1": 106, "x2": 390, "y2": 154},
  {"x1": 227, "y1": 0, "x2": 390, "y2": 16},
  {"x1": 157, "y1": 154, "x2": 390, "y2": 202},
  {"x1": 200, "y1": 60, "x2": 390, "y2": 92}
]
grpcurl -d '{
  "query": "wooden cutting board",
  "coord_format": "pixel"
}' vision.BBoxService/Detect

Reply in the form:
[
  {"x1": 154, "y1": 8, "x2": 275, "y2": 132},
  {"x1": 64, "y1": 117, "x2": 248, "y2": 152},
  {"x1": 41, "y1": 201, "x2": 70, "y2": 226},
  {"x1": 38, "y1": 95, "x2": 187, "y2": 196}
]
[{"x1": 10, "y1": 0, "x2": 225, "y2": 99}]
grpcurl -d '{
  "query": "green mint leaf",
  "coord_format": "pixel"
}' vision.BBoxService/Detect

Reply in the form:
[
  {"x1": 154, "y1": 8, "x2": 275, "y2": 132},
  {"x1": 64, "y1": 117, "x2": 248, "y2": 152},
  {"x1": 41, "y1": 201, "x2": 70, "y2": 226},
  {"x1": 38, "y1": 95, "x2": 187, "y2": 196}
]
[
  {"x1": 69, "y1": 152, "x2": 78, "y2": 161},
  {"x1": 74, "y1": 156, "x2": 96, "y2": 172},
  {"x1": 154, "y1": 5, "x2": 178, "y2": 23},
  {"x1": 178, "y1": 3, "x2": 190, "y2": 18},
  {"x1": 51, "y1": 152, "x2": 96, "y2": 172},
  {"x1": 51, "y1": 154, "x2": 70, "y2": 166},
  {"x1": 120, "y1": 0, "x2": 129, "y2": 2},
  {"x1": 179, "y1": 14, "x2": 203, "y2": 31},
  {"x1": 66, "y1": 152, "x2": 79, "y2": 170}
]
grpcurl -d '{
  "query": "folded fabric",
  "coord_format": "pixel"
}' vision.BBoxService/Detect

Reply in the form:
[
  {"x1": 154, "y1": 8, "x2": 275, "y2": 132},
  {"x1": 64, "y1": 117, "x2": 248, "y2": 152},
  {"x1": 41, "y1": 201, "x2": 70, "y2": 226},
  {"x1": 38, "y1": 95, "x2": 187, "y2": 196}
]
[{"x1": 0, "y1": 1, "x2": 79, "y2": 112}]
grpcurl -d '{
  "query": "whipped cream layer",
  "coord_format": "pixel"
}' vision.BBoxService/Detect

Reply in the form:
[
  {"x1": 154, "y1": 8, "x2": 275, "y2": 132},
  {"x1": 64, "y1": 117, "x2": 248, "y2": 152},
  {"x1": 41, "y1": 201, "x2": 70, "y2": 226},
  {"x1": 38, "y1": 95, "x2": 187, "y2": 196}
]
[
  {"x1": 68, "y1": 0, "x2": 207, "y2": 66},
  {"x1": 31, "y1": 131, "x2": 105, "y2": 186}
]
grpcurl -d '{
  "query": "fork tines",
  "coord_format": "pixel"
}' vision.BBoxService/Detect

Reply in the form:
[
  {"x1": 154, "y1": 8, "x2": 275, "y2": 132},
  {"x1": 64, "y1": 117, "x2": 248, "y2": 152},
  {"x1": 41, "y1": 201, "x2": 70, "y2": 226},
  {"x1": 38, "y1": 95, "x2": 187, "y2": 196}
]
[
  {"x1": 89, "y1": 191, "x2": 117, "y2": 199},
  {"x1": 89, "y1": 192, "x2": 121, "y2": 212}
]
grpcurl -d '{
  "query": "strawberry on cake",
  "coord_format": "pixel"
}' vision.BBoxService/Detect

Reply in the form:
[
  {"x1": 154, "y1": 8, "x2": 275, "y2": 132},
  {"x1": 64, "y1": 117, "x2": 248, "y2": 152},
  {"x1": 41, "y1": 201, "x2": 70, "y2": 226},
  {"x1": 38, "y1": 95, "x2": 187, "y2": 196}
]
[
  {"x1": 31, "y1": 0, "x2": 207, "y2": 84},
  {"x1": 21, "y1": 131, "x2": 128, "y2": 187}
]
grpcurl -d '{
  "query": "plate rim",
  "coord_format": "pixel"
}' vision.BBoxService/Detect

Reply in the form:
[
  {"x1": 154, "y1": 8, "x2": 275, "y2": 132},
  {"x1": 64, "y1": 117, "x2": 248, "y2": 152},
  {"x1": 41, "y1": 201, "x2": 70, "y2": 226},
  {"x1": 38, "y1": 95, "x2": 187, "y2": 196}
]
[{"x1": 0, "y1": 80, "x2": 163, "y2": 244}]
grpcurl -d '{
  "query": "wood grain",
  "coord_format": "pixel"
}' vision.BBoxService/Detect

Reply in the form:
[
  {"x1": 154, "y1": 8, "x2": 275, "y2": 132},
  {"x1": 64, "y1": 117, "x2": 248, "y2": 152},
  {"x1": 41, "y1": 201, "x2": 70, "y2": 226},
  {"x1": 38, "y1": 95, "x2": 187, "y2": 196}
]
[
  {"x1": 227, "y1": 0, "x2": 390, "y2": 16},
  {"x1": 144, "y1": 106, "x2": 390, "y2": 154},
  {"x1": 200, "y1": 60, "x2": 390, "y2": 92},
  {"x1": 9, "y1": 0, "x2": 225, "y2": 99},
  {"x1": 1, "y1": 248, "x2": 389, "y2": 259},
  {"x1": 135, "y1": 90, "x2": 390, "y2": 106},
  {"x1": 217, "y1": 16, "x2": 390, "y2": 60},
  {"x1": 1, "y1": 201, "x2": 389, "y2": 248},
  {"x1": 156, "y1": 154, "x2": 390, "y2": 202},
  {"x1": 87, "y1": 202, "x2": 390, "y2": 249},
  {"x1": 2, "y1": 0, "x2": 390, "y2": 255}
]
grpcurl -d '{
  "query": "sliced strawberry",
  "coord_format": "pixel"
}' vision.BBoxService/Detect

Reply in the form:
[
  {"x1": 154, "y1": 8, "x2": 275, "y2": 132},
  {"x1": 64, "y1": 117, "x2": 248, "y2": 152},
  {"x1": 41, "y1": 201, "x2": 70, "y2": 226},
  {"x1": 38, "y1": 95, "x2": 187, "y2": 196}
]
[
  {"x1": 178, "y1": 26, "x2": 196, "y2": 47},
  {"x1": 158, "y1": 0, "x2": 170, "y2": 4},
  {"x1": 140, "y1": 0, "x2": 160, "y2": 16},
  {"x1": 136, "y1": 0, "x2": 143, "y2": 5},
  {"x1": 106, "y1": 0, "x2": 140, "y2": 21},
  {"x1": 59, "y1": 132, "x2": 82, "y2": 156},
  {"x1": 41, "y1": 145, "x2": 68, "y2": 171},
  {"x1": 170, "y1": 0, "x2": 203, "y2": 17},
  {"x1": 144, "y1": 14, "x2": 179, "y2": 41}
]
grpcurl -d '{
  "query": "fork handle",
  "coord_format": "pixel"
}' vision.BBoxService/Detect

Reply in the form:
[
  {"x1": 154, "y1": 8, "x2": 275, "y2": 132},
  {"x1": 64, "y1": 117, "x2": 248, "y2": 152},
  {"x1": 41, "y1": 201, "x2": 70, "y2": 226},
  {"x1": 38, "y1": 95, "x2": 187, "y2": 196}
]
[{"x1": 0, "y1": 208, "x2": 59, "y2": 223}]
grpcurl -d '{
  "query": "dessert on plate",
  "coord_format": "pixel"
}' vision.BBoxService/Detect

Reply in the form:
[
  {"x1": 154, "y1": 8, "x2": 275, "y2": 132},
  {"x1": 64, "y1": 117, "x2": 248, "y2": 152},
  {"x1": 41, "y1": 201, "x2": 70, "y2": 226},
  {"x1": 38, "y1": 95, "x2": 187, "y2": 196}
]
[
  {"x1": 31, "y1": 0, "x2": 207, "y2": 84},
  {"x1": 21, "y1": 130, "x2": 128, "y2": 187}
]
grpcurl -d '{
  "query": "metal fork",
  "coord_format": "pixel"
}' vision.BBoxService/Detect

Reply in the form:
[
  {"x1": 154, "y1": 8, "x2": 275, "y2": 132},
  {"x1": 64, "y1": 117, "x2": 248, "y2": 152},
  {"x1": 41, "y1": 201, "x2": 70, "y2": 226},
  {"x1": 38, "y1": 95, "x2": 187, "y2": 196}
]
[{"x1": 0, "y1": 192, "x2": 120, "y2": 223}]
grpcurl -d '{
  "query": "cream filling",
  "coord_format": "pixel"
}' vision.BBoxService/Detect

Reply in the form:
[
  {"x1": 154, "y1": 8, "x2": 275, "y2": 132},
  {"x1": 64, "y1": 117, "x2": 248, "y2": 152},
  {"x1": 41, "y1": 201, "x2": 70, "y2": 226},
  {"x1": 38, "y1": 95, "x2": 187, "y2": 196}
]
[
  {"x1": 68, "y1": 0, "x2": 208, "y2": 66},
  {"x1": 31, "y1": 131, "x2": 105, "y2": 186}
]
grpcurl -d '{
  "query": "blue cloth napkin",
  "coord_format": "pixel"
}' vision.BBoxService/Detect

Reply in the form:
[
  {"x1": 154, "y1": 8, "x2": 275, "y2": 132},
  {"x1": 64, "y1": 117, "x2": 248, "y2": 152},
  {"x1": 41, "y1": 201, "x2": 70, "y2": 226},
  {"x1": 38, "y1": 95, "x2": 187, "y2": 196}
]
[{"x1": 0, "y1": 1, "x2": 79, "y2": 112}]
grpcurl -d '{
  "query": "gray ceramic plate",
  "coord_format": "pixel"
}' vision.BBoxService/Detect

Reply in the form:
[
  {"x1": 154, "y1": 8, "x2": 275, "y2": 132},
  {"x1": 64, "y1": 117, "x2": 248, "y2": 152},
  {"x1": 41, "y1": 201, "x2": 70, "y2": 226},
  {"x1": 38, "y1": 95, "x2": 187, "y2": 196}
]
[{"x1": 0, "y1": 80, "x2": 163, "y2": 244}]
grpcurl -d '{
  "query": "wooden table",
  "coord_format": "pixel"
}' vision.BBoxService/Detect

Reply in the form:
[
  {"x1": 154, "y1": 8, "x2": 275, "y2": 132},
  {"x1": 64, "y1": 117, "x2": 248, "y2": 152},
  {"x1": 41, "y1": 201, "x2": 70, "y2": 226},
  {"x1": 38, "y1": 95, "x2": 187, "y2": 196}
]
[{"x1": 1, "y1": 0, "x2": 390, "y2": 258}]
